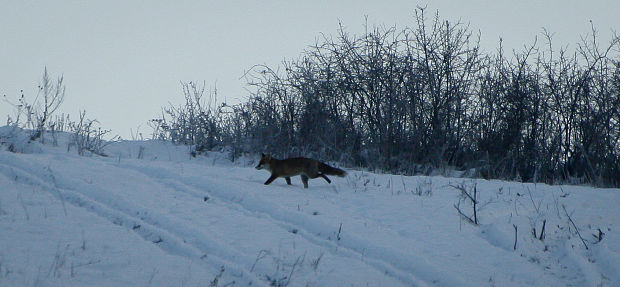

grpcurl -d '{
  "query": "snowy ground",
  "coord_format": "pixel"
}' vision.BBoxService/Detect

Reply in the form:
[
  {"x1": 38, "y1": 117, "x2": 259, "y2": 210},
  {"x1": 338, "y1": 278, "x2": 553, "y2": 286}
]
[{"x1": 1, "y1": 127, "x2": 619, "y2": 287}]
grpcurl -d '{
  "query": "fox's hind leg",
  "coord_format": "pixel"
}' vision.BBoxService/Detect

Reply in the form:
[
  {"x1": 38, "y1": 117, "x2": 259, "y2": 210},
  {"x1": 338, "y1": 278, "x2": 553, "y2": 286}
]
[
  {"x1": 318, "y1": 174, "x2": 331, "y2": 183},
  {"x1": 308, "y1": 170, "x2": 331, "y2": 184},
  {"x1": 285, "y1": 177, "x2": 292, "y2": 185},
  {"x1": 300, "y1": 175, "x2": 309, "y2": 188}
]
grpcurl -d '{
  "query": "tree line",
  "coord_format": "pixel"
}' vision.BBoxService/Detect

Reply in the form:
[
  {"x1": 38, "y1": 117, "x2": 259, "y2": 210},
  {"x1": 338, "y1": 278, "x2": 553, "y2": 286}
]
[{"x1": 152, "y1": 9, "x2": 620, "y2": 187}]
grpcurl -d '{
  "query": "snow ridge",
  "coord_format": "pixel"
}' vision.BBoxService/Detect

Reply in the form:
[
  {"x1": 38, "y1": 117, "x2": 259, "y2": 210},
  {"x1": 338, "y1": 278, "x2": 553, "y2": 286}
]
[{"x1": 1, "y1": 134, "x2": 619, "y2": 286}]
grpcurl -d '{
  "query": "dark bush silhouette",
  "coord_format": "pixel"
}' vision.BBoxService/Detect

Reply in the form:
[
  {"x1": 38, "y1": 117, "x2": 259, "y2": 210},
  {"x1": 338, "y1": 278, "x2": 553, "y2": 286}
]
[{"x1": 153, "y1": 8, "x2": 620, "y2": 187}]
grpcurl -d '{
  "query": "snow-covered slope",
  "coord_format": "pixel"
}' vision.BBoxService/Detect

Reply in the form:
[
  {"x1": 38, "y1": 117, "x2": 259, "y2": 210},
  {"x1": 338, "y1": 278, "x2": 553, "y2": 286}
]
[{"x1": 1, "y1": 128, "x2": 619, "y2": 286}]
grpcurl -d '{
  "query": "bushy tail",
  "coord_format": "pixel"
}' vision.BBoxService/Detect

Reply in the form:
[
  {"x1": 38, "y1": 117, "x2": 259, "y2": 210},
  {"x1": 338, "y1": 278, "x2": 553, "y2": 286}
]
[{"x1": 319, "y1": 162, "x2": 346, "y2": 177}]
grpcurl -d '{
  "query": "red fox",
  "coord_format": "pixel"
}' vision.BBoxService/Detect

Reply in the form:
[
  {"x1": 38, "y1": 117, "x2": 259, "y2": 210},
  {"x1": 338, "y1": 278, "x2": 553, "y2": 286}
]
[{"x1": 255, "y1": 153, "x2": 346, "y2": 188}]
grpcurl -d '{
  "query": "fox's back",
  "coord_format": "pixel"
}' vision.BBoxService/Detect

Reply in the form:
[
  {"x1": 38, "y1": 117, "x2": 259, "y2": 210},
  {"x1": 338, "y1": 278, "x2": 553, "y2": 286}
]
[{"x1": 271, "y1": 157, "x2": 317, "y2": 176}]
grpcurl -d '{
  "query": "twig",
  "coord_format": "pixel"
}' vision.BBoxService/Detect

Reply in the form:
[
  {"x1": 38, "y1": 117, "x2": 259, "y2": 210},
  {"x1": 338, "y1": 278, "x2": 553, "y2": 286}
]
[
  {"x1": 284, "y1": 253, "x2": 304, "y2": 287},
  {"x1": 539, "y1": 219, "x2": 546, "y2": 241},
  {"x1": 473, "y1": 185, "x2": 478, "y2": 225},
  {"x1": 562, "y1": 205, "x2": 588, "y2": 250},
  {"x1": 337, "y1": 223, "x2": 342, "y2": 241},
  {"x1": 513, "y1": 224, "x2": 518, "y2": 250},
  {"x1": 209, "y1": 266, "x2": 225, "y2": 287},
  {"x1": 250, "y1": 250, "x2": 268, "y2": 272},
  {"x1": 451, "y1": 183, "x2": 478, "y2": 224},
  {"x1": 72, "y1": 259, "x2": 101, "y2": 269},
  {"x1": 454, "y1": 203, "x2": 476, "y2": 225},
  {"x1": 527, "y1": 187, "x2": 540, "y2": 214},
  {"x1": 593, "y1": 229, "x2": 604, "y2": 243},
  {"x1": 450, "y1": 184, "x2": 476, "y2": 203},
  {"x1": 311, "y1": 252, "x2": 324, "y2": 272}
]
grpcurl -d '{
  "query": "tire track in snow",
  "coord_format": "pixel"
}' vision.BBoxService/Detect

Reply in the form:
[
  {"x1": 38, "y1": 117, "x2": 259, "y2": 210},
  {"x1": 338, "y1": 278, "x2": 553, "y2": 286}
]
[
  {"x1": 122, "y1": 162, "x2": 465, "y2": 287},
  {"x1": 1, "y1": 149, "x2": 459, "y2": 286},
  {"x1": 0, "y1": 159, "x2": 269, "y2": 287},
  {"x1": 165, "y1": 178, "x2": 428, "y2": 287},
  {"x1": 94, "y1": 160, "x2": 420, "y2": 286}
]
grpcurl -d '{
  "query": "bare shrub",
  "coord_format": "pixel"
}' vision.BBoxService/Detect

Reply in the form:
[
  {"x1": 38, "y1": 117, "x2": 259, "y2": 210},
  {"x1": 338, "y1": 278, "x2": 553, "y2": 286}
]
[
  {"x1": 68, "y1": 111, "x2": 116, "y2": 156},
  {"x1": 3, "y1": 68, "x2": 65, "y2": 144},
  {"x1": 151, "y1": 8, "x2": 620, "y2": 186},
  {"x1": 29, "y1": 68, "x2": 66, "y2": 143},
  {"x1": 150, "y1": 81, "x2": 223, "y2": 156}
]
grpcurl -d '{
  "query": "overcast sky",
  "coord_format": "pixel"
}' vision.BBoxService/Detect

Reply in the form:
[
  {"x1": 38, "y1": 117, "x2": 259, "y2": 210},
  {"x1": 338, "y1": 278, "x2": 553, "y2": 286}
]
[{"x1": 1, "y1": 1, "x2": 618, "y2": 139}]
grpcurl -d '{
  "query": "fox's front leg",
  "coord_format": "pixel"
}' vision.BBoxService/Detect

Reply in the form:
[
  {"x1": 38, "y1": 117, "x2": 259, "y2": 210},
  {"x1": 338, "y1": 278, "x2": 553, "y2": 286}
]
[
  {"x1": 264, "y1": 174, "x2": 278, "y2": 185},
  {"x1": 318, "y1": 173, "x2": 331, "y2": 183}
]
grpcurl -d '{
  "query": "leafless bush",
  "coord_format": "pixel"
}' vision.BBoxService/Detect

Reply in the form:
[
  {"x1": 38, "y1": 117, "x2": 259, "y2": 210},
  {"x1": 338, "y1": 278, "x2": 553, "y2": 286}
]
[
  {"x1": 68, "y1": 111, "x2": 116, "y2": 156},
  {"x1": 452, "y1": 182, "x2": 479, "y2": 225},
  {"x1": 237, "y1": 8, "x2": 619, "y2": 186},
  {"x1": 150, "y1": 81, "x2": 224, "y2": 156},
  {"x1": 29, "y1": 68, "x2": 65, "y2": 143},
  {"x1": 4, "y1": 68, "x2": 65, "y2": 144},
  {"x1": 152, "y1": 8, "x2": 620, "y2": 186},
  {"x1": 414, "y1": 178, "x2": 433, "y2": 196},
  {"x1": 3, "y1": 69, "x2": 118, "y2": 157},
  {"x1": 310, "y1": 252, "x2": 324, "y2": 272}
]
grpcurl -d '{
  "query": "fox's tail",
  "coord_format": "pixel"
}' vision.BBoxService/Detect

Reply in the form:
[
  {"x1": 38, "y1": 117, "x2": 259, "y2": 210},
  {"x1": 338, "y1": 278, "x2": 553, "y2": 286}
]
[{"x1": 319, "y1": 162, "x2": 346, "y2": 177}]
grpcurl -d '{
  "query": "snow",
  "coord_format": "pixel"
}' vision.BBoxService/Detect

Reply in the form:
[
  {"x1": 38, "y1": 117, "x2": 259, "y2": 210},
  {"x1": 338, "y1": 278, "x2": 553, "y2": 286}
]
[{"x1": 1, "y1": 127, "x2": 619, "y2": 286}]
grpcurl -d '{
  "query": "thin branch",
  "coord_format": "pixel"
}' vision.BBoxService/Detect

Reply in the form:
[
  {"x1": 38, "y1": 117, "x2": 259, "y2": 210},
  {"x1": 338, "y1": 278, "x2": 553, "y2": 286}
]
[
  {"x1": 454, "y1": 203, "x2": 476, "y2": 225},
  {"x1": 562, "y1": 204, "x2": 588, "y2": 250},
  {"x1": 513, "y1": 224, "x2": 518, "y2": 250}
]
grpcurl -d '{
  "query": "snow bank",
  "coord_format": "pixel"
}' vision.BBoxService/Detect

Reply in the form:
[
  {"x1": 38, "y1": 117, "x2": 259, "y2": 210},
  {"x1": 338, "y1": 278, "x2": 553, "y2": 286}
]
[{"x1": 1, "y1": 127, "x2": 618, "y2": 286}]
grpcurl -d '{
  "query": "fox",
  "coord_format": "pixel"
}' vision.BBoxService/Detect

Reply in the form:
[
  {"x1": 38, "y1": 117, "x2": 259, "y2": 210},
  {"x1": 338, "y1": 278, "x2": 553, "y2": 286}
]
[{"x1": 255, "y1": 153, "x2": 346, "y2": 188}]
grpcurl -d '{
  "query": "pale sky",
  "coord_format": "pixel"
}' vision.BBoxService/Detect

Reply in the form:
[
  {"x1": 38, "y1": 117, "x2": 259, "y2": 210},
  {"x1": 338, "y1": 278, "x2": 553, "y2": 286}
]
[{"x1": 1, "y1": 1, "x2": 618, "y2": 139}]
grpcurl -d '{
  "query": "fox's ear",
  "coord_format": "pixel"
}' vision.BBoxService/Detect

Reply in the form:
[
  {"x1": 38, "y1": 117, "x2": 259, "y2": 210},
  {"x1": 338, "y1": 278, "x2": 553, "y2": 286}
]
[{"x1": 261, "y1": 153, "x2": 265, "y2": 157}]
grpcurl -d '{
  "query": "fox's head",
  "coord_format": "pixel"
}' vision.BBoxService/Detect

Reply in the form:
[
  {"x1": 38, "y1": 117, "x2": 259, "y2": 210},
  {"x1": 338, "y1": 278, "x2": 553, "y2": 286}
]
[{"x1": 255, "y1": 153, "x2": 271, "y2": 170}]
